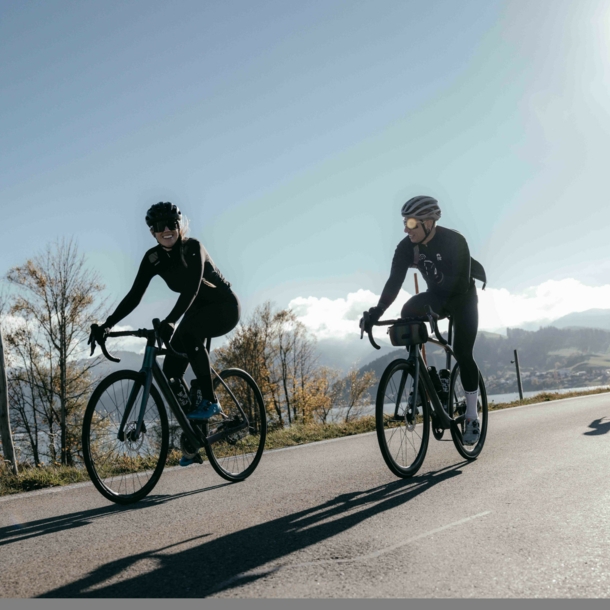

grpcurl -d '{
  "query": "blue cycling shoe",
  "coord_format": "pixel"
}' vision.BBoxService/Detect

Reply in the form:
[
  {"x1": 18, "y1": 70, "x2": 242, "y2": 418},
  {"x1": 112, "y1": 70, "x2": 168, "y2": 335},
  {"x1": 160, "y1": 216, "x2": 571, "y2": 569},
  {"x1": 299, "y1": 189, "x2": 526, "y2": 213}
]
[
  {"x1": 187, "y1": 398, "x2": 224, "y2": 420},
  {"x1": 179, "y1": 453, "x2": 203, "y2": 467}
]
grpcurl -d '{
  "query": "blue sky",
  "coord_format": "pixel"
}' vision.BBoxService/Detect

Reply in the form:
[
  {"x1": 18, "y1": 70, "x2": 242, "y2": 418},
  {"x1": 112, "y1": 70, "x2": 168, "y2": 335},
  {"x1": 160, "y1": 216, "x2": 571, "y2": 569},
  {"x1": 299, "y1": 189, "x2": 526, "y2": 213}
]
[{"x1": 2, "y1": 0, "x2": 610, "y2": 346}]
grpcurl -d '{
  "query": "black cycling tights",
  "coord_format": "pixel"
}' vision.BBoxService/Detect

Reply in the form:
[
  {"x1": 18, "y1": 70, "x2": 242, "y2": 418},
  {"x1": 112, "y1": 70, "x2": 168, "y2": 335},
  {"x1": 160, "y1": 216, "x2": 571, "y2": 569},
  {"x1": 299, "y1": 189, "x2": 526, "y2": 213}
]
[
  {"x1": 163, "y1": 296, "x2": 240, "y2": 402},
  {"x1": 400, "y1": 285, "x2": 479, "y2": 392}
]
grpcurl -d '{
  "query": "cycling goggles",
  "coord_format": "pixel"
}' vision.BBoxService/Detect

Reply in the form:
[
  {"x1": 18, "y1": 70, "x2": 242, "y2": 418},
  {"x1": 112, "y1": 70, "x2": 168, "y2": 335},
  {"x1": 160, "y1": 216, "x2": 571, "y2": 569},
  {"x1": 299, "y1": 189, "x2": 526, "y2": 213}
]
[
  {"x1": 403, "y1": 217, "x2": 420, "y2": 230},
  {"x1": 151, "y1": 219, "x2": 179, "y2": 233}
]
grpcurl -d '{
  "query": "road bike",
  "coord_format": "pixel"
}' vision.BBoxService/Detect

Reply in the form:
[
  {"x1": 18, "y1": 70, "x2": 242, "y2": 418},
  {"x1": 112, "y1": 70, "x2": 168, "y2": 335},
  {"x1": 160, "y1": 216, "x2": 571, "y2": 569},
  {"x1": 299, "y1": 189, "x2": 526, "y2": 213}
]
[
  {"x1": 82, "y1": 319, "x2": 266, "y2": 504},
  {"x1": 361, "y1": 307, "x2": 487, "y2": 478}
]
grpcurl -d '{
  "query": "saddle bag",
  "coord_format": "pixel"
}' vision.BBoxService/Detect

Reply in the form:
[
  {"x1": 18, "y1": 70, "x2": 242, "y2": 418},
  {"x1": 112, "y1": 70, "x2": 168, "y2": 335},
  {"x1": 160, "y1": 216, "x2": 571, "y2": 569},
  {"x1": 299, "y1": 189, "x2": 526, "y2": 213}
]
[{"x1": 388, "y1": 321, "x2": 429, "y2": 347}]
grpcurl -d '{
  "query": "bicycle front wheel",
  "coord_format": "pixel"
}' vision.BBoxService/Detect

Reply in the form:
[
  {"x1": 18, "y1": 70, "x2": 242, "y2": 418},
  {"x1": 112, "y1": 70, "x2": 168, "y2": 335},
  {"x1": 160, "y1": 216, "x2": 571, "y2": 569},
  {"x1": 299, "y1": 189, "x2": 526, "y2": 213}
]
[
  {"x1": 82, "y1": 370, "x2": 169, "y2": 504},
  {"x1": 448, "y1": 365, "x2": 488, "y2": 459},
  {"x1": 375, "y1": 359, "x2": 430, "y2": 478},
  {"x1": 204, "y1": 368, "x2": 267, "y2": 482}
]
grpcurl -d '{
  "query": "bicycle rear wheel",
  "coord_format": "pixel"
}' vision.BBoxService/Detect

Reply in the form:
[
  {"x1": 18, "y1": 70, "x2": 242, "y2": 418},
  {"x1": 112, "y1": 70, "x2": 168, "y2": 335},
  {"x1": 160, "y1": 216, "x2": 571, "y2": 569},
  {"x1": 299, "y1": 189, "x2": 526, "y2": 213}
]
[
  {"x1": 82, "y1": 370, "x2": 169, "y2": 504},
  {"x1": 204, "y1": 368, "x2": 266, "y2": 481},
  {"x1": 375, "y1": 359, "x2": 430, "y2": 478},
  {"x1": 448, "y1": 365, "x2": 488, "y2": 459}
]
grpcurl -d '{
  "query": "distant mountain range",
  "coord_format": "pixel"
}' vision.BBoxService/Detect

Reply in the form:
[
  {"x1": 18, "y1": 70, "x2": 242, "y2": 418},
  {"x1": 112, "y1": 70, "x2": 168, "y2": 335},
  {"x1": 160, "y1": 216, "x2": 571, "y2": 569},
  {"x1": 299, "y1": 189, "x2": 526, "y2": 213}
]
[
  {"x1": 546, "y1": 309, "x2": 610, "y2": 331},
  {"x1": 356, "y1": 322, "x2": 610, "y2": 398},
  {"x1": 88, "y1": 309, "x2": 610, "y2": 379}
]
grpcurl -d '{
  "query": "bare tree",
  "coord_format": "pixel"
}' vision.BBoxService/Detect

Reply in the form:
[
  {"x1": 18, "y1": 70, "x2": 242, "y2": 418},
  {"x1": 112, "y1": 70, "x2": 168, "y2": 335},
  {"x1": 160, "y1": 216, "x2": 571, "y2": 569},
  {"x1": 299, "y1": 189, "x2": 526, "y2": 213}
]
[
  {"x1": 275, "y1": 309, "x2": 318, "y2": 424},
  {"x1": 214, "y1": 302, "x2": 283, "y2": 425},
  {"x1": 213, "y1": 302, "x2": 319, "y2": 427},
  {"x1": 6, "y1": 238, "x2": 106, "y2": 465},
  {"x1": 5, "y1": 316, "x2": 45, "y2": 465},
  {"x1": 293, "y1": 366, "x2": 344, "y2": 424},
  {"x1": 339, "y1": 369, "x2": 377, "y2": 422},
  {"x1": 213, "y1": 300, "x2": 377, "y2": 428}
]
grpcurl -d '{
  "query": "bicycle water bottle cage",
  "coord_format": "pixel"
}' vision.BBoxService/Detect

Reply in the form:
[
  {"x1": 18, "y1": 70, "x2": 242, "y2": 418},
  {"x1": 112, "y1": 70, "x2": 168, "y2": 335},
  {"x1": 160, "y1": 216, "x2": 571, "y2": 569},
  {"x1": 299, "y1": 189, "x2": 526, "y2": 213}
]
[{"x1": 388, "y1": 321, "x2": 429, "y2": 347}]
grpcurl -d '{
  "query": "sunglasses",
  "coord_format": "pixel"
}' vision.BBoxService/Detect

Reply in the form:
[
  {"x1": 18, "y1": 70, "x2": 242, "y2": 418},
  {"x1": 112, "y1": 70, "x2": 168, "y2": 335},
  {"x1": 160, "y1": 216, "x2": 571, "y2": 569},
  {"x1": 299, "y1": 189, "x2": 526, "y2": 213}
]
[
  {"x1": 151, "y1": 219, "x2": 179, "y2": 233},
  {"x1": 403, "y1": 217, "x2": 420, "y2": 230}
]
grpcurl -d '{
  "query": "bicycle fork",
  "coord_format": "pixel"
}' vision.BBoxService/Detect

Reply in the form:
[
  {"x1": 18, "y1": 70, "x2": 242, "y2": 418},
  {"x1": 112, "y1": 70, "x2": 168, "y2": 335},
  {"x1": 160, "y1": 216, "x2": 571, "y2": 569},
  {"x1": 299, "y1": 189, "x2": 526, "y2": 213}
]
[{"x1": 117, "y1": 345, "x2": 156, "y2": 442}]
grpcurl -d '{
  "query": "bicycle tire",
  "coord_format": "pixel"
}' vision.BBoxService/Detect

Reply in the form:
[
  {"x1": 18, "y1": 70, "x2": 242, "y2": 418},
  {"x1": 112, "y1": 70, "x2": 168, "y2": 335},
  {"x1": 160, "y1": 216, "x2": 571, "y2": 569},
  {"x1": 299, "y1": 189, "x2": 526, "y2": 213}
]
[
  {"x1": 375, "y1": 359, "x2": 430, "y2": 478},
  {"x1": 448, "y1": 365, "x2": 488, "y2": 459},
  {"x1": 204, "y1": 368, "x2": 266, "y2": 482},
  {"x1": 82, "y1": 370, "x2": 169, "y2": 504}
]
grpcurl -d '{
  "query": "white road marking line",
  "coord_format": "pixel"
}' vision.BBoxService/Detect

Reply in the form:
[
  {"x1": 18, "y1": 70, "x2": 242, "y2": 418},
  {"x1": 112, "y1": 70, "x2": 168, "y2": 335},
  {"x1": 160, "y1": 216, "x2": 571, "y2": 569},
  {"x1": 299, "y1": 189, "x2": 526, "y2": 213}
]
[
  {"x1": 290, "y1": 510, "x2": 491, "y2": 565},
  {"x1": 211, "y1": 511, "x2": 492, "y2": 592}
]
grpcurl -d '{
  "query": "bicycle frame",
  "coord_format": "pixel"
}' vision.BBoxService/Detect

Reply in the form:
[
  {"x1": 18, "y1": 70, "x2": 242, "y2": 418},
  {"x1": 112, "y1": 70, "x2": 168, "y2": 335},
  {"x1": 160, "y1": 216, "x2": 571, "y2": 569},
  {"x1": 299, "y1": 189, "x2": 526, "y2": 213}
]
[
  {"x1": 116, "y1": 332, "x2": 249, "y2": 452},
  {"x1": 366, "y1": 311, "x2": 460, "y2": 432},
  {"x1": 408, "y1": 343, "x2": 459, "y2": 431}
]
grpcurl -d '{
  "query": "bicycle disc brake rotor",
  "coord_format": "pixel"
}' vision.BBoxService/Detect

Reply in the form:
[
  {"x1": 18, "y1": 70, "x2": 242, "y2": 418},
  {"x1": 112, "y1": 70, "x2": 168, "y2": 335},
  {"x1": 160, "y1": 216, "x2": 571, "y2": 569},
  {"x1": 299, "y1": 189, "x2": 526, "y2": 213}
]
[
  {"x1": 124, "y1": 422, "x2": 145, "y2": 452},
  {"x1": 405, "y1": 394, "x2": 418, "y2": 431}
]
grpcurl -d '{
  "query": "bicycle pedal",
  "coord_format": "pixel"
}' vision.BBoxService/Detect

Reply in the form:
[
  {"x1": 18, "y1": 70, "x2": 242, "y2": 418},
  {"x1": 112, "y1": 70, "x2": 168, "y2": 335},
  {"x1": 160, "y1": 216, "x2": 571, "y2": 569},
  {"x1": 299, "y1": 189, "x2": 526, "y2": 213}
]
[{"x1": 193, "y1": 453, "x2": 203, "y2": 464}]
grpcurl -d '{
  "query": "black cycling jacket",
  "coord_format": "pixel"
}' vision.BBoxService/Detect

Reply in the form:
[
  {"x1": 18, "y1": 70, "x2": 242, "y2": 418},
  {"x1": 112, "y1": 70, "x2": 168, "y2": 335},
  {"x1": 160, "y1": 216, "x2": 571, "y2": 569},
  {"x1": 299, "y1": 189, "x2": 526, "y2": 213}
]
[
  {"x1": 105, "y1": 238, "x2": 234, "y2": 327},
  {"x1": 378, "y1": 226, "x2": 485, "y2": 312}
]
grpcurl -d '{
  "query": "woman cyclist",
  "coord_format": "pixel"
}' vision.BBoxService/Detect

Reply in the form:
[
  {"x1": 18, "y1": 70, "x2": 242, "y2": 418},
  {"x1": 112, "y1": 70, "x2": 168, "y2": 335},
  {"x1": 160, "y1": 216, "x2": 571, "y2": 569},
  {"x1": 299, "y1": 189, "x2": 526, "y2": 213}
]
[
  {"x1": 91, "y1": 202, "x2": 240, "y2": 464},
  {"x1": 361, "y1": 195, "x2": 485, "y2": 445}
]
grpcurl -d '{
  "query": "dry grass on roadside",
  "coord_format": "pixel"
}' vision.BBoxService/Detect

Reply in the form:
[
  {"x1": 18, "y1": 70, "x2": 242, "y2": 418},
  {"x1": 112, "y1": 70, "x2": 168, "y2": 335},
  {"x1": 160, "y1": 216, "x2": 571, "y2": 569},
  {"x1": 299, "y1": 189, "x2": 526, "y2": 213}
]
[
  {"x1": 264, "y1": 416, "x2": 377, "y2": 450},
  {"x1": 0, "y1": 459, "x2": 90, "y2": 496}
]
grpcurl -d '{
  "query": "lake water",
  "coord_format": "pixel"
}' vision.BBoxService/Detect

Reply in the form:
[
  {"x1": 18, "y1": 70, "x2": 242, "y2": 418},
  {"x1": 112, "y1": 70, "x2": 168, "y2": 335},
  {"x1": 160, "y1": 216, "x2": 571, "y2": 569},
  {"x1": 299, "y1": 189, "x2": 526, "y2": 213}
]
[
  {"x1": 327, "y1": 384, "x2": 610, "y2": 421},
  {"x1": 487, "y1": 385, "x2": 610, "y2": 404}
]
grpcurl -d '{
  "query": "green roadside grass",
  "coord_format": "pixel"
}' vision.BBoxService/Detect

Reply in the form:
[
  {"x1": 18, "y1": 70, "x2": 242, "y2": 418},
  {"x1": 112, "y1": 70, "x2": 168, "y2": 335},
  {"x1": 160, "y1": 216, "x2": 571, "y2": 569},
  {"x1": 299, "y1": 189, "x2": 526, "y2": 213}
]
[{"x1": 2, "y1": 386, "x2": 609, "y2": 497}]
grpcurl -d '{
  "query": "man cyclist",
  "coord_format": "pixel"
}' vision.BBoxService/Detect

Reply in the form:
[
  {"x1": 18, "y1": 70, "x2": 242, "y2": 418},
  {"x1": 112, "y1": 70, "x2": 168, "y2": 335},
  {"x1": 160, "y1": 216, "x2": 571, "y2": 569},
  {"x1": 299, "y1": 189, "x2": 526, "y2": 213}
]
[
  {"x1": 362, "y1": 195, "x2": 485, "y2": 445},
  {"x1": 90, "y1": 202, "x2": 240, "y2": 465}
]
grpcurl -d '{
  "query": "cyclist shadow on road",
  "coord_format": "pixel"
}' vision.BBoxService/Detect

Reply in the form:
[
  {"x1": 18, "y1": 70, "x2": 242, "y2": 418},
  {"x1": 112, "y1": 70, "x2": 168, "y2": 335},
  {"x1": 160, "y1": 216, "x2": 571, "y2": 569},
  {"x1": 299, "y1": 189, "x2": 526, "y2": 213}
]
[
  {"x1": 583, "y1": 417, "x2": 610, "y2": 436},
  {"x1": 39, "y1": 461, "x2": 470, "y2": 598},
  {"x1": 0, "y1": 482, "x2": 231, "y2": 548}
]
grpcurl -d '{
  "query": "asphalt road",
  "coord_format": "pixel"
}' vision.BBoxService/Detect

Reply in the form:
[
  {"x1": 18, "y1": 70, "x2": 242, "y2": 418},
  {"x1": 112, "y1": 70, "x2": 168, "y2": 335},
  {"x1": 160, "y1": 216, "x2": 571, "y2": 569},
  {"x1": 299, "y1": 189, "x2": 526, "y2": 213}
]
[{"x1": 2, "y1": 393, "x2": 610, "y2": 598}]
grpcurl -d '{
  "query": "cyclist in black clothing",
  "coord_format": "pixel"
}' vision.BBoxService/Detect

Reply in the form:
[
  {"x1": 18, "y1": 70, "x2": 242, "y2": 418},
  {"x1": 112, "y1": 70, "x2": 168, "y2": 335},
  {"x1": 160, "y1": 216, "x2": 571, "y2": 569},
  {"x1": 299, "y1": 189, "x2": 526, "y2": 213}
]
[
  {"x1": 361, "y1": 195, "x2": 485, "y2": 445},
  {"x1": 91, "y1": 202, "x2": 240, "y2": 461}
]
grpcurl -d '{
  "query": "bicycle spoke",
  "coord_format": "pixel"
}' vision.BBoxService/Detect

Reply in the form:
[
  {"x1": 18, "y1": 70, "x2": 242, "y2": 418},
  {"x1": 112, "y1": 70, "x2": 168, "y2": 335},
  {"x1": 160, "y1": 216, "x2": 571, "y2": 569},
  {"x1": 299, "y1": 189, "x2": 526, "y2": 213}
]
[
  {"x1": 83, "y1": 371, "x2": 169, "y2": 504},
  {"x1": 205, "y1": 369, "x2": 266, "y2": 482}
]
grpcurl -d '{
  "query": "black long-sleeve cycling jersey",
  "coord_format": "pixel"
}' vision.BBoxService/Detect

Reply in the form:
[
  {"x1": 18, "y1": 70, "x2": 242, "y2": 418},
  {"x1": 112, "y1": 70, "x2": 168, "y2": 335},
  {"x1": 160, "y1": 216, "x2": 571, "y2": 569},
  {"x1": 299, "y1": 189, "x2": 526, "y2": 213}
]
[
  {"x1": 105, "y1": 238, "x2": 234, "y2": 328},
  {"x1": 378, "y1": 226, "x2": 476, "y2": 312}
]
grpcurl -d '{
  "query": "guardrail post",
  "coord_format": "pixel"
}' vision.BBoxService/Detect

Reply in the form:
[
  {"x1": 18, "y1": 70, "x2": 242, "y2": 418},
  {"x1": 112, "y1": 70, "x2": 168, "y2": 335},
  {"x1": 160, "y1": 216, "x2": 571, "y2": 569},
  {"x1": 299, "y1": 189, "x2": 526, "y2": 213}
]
[
  {"x1": 511, "y1": 349, "x2": 524, "y2": 401},
  {"x1": 0, "y1": 326, "x2": 18, "y2": 475}
]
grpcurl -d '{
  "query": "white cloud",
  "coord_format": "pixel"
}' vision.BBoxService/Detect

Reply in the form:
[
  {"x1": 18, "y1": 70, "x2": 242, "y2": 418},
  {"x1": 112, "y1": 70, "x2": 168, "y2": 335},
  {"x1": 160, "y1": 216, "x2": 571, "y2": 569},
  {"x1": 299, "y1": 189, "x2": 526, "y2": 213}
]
[
  {"x1": 478, "y1": 279, "x2": 610, "y2": 330},
  {"x1": 288, "y1": 279, "x2": 610, "y2": 340},
  {"x1": 289, "y1": 288, "x2": 412, "y2": 340}
]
